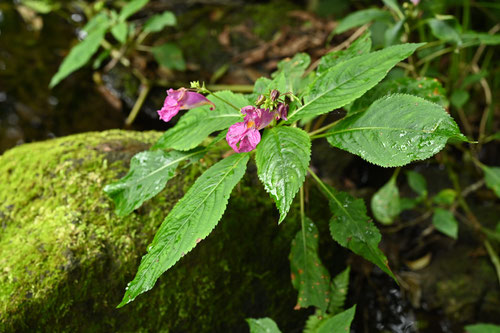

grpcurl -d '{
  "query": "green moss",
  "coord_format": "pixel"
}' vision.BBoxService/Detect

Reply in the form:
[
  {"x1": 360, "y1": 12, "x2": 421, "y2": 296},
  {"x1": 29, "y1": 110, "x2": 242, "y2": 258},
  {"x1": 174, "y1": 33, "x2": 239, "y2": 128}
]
[{"x1": 0, "y1": 130, "x2": 306, "y2": 332}]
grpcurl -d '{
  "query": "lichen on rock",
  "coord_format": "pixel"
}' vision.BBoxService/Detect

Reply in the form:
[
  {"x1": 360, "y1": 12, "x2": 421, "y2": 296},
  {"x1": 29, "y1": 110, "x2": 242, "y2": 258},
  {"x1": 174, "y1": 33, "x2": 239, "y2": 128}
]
[{"x1": 0, "y1": 130, "x2": 304, "y2": 332}]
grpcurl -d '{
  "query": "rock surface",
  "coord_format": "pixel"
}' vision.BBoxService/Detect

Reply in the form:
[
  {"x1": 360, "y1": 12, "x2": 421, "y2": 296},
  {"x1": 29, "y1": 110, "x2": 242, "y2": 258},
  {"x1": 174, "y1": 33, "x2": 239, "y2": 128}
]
[{"x1": 0, "y1": 130, "x2": 304, "y2": 332}]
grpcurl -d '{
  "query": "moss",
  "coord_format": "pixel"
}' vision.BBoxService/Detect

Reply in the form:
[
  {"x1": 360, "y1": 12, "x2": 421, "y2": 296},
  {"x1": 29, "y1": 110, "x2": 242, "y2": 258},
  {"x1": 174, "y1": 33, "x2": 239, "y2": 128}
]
[{"x1": 0, "y1": 130, "x2": 306, "y2": 332}]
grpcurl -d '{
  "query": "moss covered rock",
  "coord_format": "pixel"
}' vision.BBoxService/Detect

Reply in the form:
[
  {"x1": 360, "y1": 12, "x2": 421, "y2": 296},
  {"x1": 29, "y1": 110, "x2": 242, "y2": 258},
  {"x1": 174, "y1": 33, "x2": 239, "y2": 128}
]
[{"x1": 0, "y1": 130, "x2": 305, "y2": 332}]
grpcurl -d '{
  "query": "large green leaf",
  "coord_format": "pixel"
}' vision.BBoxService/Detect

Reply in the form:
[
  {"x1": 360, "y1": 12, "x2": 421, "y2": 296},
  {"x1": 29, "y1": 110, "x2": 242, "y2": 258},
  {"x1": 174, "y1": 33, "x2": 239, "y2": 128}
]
[
  {"x1": 118, "y1": 153, "x2": 249, "y2": 307},
  {"x1": 104, "y1": 149, "x2": 203, "y2": 216},
  {"x1": 152, "y1": 43, "x2": 185, "y2": 71},
  {"x1": 482, "y1": 165, "x2": 500, "y2": 198},
  {"x1": 432, "y1": 208, "x2": 458, "y2": 239},
  {"x1": 371, "y1": 177, "x2": 400, "y2": 225},
  {"x1": 246, "y1": 318, "x2": 282, "y2": 333},
  {"x1": 49, "y1": 25, "x2": 108, "y2": 88},
  {"x1": 317, "y1": 31, "x2": 371, "y2": 75},
  {"x1": 154, "y1": 91, "x2": 249, "y2": 151},
  {"x1": 289, "y1": 218, "x2": 331, "y2": 312},
  {"x1": 326, "y1": 94, "x2": 467, "y2": 167},
  {"x1": 334, "y1": 8, "x2": 393, "y2": 34},
  {"x1": 143, "y1": 11, "x2": 177, "y2": 33},
  {"x1": 118, "y1": 0, "x2": 149, "y2": 22},
  {"x1": 256, "y1": 127, "x2": 311, "y2": 223},
  {"x1": 314, "y1": 305, "x2": 357, "y2": 333},
  {"x1": 348, "y1": 76, "x2": 448, "y2": 115},
  {"x1": 328, "y1": 266, "x2": 350, "y2": 314},
  {"x1": 325, "y1": 187, "x2": 396, "y2": 280},
  {"x1": 286, "y1": 43, "x2": 424, "y2": 123},
  {"x1": 406, "y1": 170, "x2": 427, "y2": 197}
]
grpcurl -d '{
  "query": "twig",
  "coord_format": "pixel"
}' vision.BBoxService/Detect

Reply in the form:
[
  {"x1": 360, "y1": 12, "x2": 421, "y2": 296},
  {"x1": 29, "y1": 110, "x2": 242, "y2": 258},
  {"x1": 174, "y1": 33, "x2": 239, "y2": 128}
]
[
  {"x1": 125, "y1": 83, "x2": 151, "y2": 126},
  {"x1": 484, "y1": 240, "x2": 500, "y2": 287}
]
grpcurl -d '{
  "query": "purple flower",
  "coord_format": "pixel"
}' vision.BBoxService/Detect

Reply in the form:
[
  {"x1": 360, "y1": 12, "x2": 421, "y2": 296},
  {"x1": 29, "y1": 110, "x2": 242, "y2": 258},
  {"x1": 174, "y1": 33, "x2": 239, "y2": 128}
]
[
  {"x1": 157, "y1": 88, "x2": 215, "y2": 122},
  {"x1": 226, "y1": 105, "x2": 285, "y2": 153}
]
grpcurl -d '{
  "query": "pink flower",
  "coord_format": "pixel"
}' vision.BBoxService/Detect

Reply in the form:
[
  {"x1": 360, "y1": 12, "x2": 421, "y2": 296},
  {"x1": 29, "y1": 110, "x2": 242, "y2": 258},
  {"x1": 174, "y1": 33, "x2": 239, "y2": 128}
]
[
  {"x1": 157, "y1": 88, "x2": 215, "y2": 122},
  {"x1": 226, "y1": 105, "x2": 282, "y2": 153},
  {"x1": 410, "y1": 0, "x2": 420, "y2": 5}
]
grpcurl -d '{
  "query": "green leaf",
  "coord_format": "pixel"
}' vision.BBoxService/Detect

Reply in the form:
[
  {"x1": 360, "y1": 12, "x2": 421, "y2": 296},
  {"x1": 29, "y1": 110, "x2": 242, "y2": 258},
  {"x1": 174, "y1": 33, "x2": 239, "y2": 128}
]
[
  {"x1": 287, "y1": 43, "x2": 424, "y2": 123},
  {"x1": 317, "y1": 31, "x2": 371, "y2": 75},
  {"x1": 384, "y1": 20, "x2": 405, "y2": 46},
  {"x1": 349, "y1": 77, "x2": 449, "y2": 115},
  {"x1": 152, "y1": 43, "x2": 186, "y2": 71},
  {"x1": 433, "y1": 189, "x2": 456, "y2": 205},
  {"x1": 49, "y1": 26, "x2": 108, "y2": 88},
  {"x1": 461, "y1": 32, "x2": 500, "y2": 45},
  {"x1": 326, "y1": 188, "x2": 396, "y2": 281},
  {"x1": 21, "y1": 0, "x2": 60, "y2": 13},
  {"x1": 118, "y1": 153, "x2": 249, "y2": 307},
  {"x1": 326, "y1": 94, "x2": 467, "y2": 167},
  {"x1": 314, "y1": 305, "x2": 357, "y2": 333},
  {"x1": 118, "y1": 0, "x2": 148, "y2": 22},
  {"x1": 104, "y1": 149, "x2": 203, "y2": 217},
  {"x1": 328, "y1": 267, "x2": 350, "y2": 314},
  {"x1": 450, "y1": 89, "x2": 469, "y2": 108},
  {"x1": 256, "y1": 127, "x2": 311, "y2": 223},
  {"x1": 154, "y1": 91, "x2": 249, "y2": 151},
  {"x1": 334, "y1": 8, "x2": 393, "y2": 34},
  {"x1": 246, "y1": 318, "x2": 282, "y2": 333},
  {"x1": 465, "y1": 323, "x2": 500, "y2": 333},
  {"x1": 82, "y1": 12, "x2": 110, "y2": 35},
  {"x1": 482, "y1": 165, "x2": 500, "y2": 198},
  {"x1": 111, "y1": 21, "x2": 128, "y2": 44},
  {"x1": 371, "y1": 177, "x2": 400, "y2": 225},
  {"x1": 272, "y1": 53, "x2": 311, "y2": 95},
  {"x1": 428, "y1": 18, "x2": 462, "y2": 45},
  {"x1": 143, "y1": 11, "x2": 176, "y2": 33},
  {"x1": 399, "y1": 197, "x2": 419, "y2": 211},
  {"x1": 432, "y1": 208, "x2": 458, "y2": 239},
  {"x1": 406, "y1": 171, "x2": 427, "y2": 197},
  {"x1": 290, "y1": 218, "x2": 331, "y2": 311},
  {"x1": 382, "y1": 0, "x2": 404, "y2": 18}
]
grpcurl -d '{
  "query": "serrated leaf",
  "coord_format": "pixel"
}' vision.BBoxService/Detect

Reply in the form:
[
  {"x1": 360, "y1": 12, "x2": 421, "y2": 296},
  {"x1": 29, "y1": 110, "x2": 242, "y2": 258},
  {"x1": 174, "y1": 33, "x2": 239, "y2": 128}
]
[
  {"x1": 482, "y1": 165, "x2": 500, "y2": 198},
  {"x1": 465, "y1": 323, "x2": 500, "y2": 333},
  {"x1": 104, "y1": 149, "x2": 203, "y2": 216},
  {"x1": 349, "y1": 77, "x2": 448, "y2": 115},
  {"x1": 432, "y1": 208, "x2": 458, "y2": 239},
  {"x1": 256, "y1": 127, "x2": 311, "y2": 223},
  {"x1": 325, "y1": 187, "x2": 396, "y2": 281},
  {"x1": 406, "y1": 170, "x2": 427, "y2": 197},
  {"x1": 290, "y1": 218, "x2": 331, "y2": 311},
  {"x1": 111, "y1": 21, "x2": 128, "y2": 44},
  {"x1": 286, "y1": 43, "x2": 424, "y2": 123},
  {"x1": 49, "y1": 26, "x2": 108, "y2": 88},
  {"x1": 154, "y1": 91, "x2": 249, "y2": 151},
  {"x1": 371, "y1": 177, "x2": 400, "y2": 225},
  {"x1": 272, "y1": 53, "x2": 311, "y2": 94},
  {"x1": 318, "y1": 31, "x2": 371, "y2": 75},
  {"x1": 326, "y1": 94, "x2": 467, "y2": 167},
  {"x1": 118, "y1": 0, "x2": 148, "y2": 22},
  {"x1": 246, "y1": 318, "x2": 282, "y2": 333},
  {"x1": 118, "y1": 153, "x2": 249, "y2": 307},
  {"x1": 314, "y1": 305, "x2": 357, "y2": 333},
  {"x1": 328, "y1": 267, "x2": 350, "y2": 314},
  {"x1": 152, "y1": 43, "x2": 185, "y2": 71},
  {"x1": 143, "y1": 11, "x2": 176, "y2": 33},
  {"x1": 334, "y1": 8, "x2": 393, "y2": 34}
]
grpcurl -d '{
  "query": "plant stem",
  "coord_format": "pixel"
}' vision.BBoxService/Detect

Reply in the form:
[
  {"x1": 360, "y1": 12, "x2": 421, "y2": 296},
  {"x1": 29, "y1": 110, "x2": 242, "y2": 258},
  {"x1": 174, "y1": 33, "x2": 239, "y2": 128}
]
[
  {"x1": 484, "y1": 240, "x2": 500, "y2": 287},
  {"x1": 208, "y1": 92, "x2": 240, "y2": 112},
  {"x1": 125, "y1": 83, "x2": 151, "y2": 126},
  {"x1": 308, "y1": 119, "x2": 341, "y2": 137}
]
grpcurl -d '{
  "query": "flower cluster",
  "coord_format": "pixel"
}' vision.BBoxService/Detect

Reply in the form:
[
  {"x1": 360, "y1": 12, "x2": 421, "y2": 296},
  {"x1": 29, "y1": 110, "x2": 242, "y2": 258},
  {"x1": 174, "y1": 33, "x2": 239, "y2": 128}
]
[
  {"x1": 226, "y1": 91, "x2": 289, "y2": 153},
  {"x1": 157, "y1": 88, "x2": 214, "y2": 122},
  {"x1": 157, "y1": 87, "x2": 289, "y2": 153}
]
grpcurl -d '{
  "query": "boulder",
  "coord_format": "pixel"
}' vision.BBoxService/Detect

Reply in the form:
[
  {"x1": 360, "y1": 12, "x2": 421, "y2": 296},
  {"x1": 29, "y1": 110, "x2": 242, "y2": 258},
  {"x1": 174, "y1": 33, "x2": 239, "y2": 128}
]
[{"x1": 0, "y1": 130, "x2": 304, "y2": 332}]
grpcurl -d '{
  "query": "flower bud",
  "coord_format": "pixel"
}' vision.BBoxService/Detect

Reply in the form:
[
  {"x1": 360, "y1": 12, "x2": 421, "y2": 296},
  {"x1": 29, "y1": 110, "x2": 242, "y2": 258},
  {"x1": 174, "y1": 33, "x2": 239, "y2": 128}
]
[
  {"x1": 270, "y1": 89, "x2": 280, "y2": 101},
  {"x1": 255, "y1": 94, "x2": 266, "y2": 106}
]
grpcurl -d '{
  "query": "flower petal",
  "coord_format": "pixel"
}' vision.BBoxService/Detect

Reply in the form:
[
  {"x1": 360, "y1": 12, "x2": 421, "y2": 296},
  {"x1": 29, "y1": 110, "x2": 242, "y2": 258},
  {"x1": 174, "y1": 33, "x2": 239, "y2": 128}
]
[
  {"x1": 226, "y1": 122, "x2": 261, "y2": 153},
  {"x1": 157, "y1": 96, "x2": 181, "y2": 122}
]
